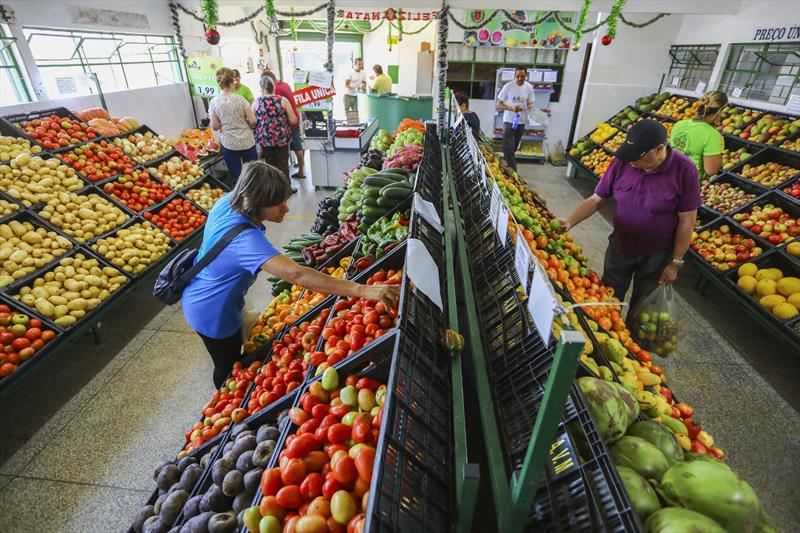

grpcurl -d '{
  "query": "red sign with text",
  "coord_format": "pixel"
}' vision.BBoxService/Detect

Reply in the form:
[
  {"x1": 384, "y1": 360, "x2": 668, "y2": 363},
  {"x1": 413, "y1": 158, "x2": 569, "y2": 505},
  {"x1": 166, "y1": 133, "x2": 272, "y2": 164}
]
[{"x1": 292, "y1": 85, "x2": 336, "y2": 107}]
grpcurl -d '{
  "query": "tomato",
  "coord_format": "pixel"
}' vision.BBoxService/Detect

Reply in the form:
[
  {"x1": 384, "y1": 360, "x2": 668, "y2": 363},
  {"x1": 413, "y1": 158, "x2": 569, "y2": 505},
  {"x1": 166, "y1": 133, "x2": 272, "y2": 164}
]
[
  {"x1": 27, "y1": 319, "x2": 41, "y2": 328},
  {"x1": 327, "y1": 424, "x2": 351, "y2": 444},
  {"x1": 354, "y1": 448, "x2": 375, "y2": 482},
  {"x1": 300, "y1": 472, "x2": 324, "y2": 500},
  {"x1": 332, "y1": 455, "x2": 358, "y2": 486},
  {"x1": 11, "y1": 337, "x2": 30, "y2": 351},
  {"x1": 295, "y1": 514, "x2": 327, "y2": 533},
  {"x1": 0, "y1": 331, "x2": 14, "y2": 345},
  {"x1": 259, "y1": 495, "x2": 288, "y2": 520},
  {"x1": 281, "y1": 458, "x2": 307, "y2": 485},
  {"x1": 261, "y1": 467, "x2": 283, "y2": 496},
  {"x1": 0, "y1": 362, "x2": 16, "y2": 377},
  {"x1": 304, "y1": 450, "x2": 328, "y2": 472},
  {"x1": 287, "y1": 432, "x2": 318, "y2": 458},
  {"x1": 352, "y1": 422, "x2": 372, "y2": 444},
  {"x1": 347, "y1": 513, "x2": 366, "y2": 533},
  {"x1": 289, "y1": 407, "x2": 309, "y2": 426},
  {"x1": 322, "y1": 478, "x2": 343, "y2": 499},
  {"x1": 275, "y1": 484, "x2": 303, "y2": 508}
]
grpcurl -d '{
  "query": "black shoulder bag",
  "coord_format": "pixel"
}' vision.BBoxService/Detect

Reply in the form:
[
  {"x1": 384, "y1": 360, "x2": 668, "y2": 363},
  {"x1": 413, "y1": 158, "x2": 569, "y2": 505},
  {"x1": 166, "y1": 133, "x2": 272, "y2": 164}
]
[{"x1": 153, "y1": 223, "x2": 251, "y2": 305}]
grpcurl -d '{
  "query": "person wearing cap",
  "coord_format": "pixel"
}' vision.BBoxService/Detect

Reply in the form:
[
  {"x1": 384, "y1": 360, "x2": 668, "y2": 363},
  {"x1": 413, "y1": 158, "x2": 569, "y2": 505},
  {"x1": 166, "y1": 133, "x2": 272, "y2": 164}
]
[{"x1": 561, "y1": 120, "x2": 701, "y2": 312}]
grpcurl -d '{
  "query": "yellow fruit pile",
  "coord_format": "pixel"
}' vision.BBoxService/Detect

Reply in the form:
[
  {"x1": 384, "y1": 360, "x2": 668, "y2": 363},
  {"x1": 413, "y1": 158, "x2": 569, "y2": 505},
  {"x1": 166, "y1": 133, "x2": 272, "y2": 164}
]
[
  {"x1": 590, "y1": 123, "x2": 619, "y2": 144},
  {"x1": 580, "y1": 148, "x2": 612, "y2": 177},
  {"x1": 737, "y1": 262, "x2": 800, "y2": 320}
]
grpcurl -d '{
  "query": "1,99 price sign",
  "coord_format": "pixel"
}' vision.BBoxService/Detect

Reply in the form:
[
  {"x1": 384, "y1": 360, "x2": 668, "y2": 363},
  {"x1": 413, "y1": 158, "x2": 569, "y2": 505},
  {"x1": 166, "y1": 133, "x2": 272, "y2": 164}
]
[
  {"x1": 185, "y1": 56, "x2": 222, "y2": 99},
  {"x1": 193, "y1": 84, "x2": 219, "y2": 98}
]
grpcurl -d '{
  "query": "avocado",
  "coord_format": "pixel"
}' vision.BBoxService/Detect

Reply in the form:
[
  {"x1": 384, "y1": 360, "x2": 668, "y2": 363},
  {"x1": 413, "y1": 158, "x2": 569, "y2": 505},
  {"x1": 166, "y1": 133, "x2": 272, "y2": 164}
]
[
  {"x1": 132, "y1": 505, "x2": 156, "y2": 533},
  {"x1": 222, "y1": 469, "x2": 244, "y2": 497}
]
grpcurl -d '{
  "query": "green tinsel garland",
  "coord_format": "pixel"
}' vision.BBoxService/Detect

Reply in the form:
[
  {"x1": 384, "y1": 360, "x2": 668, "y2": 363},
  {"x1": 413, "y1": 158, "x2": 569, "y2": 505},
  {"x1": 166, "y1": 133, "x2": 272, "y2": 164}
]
[
  {"x1": 607, "y1": 0, "x2": 628, "y2": 39},
  {"x1": 397, "y1": 9, "x2": 404, "y2": 42},
  {"x1": 200, "y1": 0, "x2": 219, "y2": 28},
  {"x1": 572, "y1": 0, "x2": 593, "y2": 48},
  {"x1": 265, "y1": 0, "x2": 276, "y2": 19}
]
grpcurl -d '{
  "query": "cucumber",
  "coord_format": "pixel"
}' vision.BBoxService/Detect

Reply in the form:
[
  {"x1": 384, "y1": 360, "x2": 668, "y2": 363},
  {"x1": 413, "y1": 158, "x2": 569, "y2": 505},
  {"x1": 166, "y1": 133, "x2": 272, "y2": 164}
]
[
  {"x1": 380, "y1": 182, "x2": 412, "y2": 194},
  {"x1": 363, "y1": 186, "x2": 381, "y2": 199},
  {"x1": 299, "y1": 232, "x2": 322, "y2": 241},
  {"x1": 362, "y1": 206, "x2": 389, "y2": 218},
  {"x1": 363, "y1": 197, "x2": 381, "y2": 208},
  {"x1": 380, "y1": 187, "x2": 412, "y2": 201},
  {"x1": 377, "y1": 196, "x2": 399, "y2": 208},
  {"x1": 378, "y1": 168, "x2": 409, "y2": 178},
  {"x1": 364, "y1": 176, "x2": 403, "y2": 188}
]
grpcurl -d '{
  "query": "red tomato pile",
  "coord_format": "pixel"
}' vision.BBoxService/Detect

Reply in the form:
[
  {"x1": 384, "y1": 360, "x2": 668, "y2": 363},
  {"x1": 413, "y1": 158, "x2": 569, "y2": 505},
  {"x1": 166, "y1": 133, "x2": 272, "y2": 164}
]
[
  {"x1": 144, "y1": 197, "x2": 207, "y2": 241},
  {"x1": 247, "y1": 368, "x2": 386, "y2": 532},
  {"x1": 179, "y1": 360, "x2": 261, "y2": 459},
  {"x1": 17, "y1": 115, "x2": 97, "y2": 150},
  {"x1": 103, "y1": 169, "x2": 172, "y2": 211},
  {"x1": 57, "y1": 140, "x2": 136, "y2": 182},
  {"x1": 0, "y1": 305, "x2": 57, "y2": 378},
  {"x1": 247, "y1": 308, "x2": 332, "y2": 417},
  {"x1": 319, "y1": 270, "x2": 401, "y2": 366}
]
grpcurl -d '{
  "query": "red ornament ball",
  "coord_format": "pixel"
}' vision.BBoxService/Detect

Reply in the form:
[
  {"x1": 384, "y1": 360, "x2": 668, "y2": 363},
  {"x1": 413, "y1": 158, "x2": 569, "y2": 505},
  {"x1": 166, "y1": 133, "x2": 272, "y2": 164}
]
[
  {"x1": 601, "y1": 35, "x2": 613, "y2": 46},
  {"x1": 205, "y1": 28, "x2": 220, "y2": 45}
]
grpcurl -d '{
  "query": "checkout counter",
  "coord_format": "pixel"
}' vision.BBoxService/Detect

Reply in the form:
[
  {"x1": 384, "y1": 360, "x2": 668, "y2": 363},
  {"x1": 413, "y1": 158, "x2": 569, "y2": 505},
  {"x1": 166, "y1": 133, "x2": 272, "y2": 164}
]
[
  {"x1": 357, "y1": 93, "x2": 433, "y2": 132},
  {"x1": 305, "y1": 115, "x2": 379, "y2": 189}
]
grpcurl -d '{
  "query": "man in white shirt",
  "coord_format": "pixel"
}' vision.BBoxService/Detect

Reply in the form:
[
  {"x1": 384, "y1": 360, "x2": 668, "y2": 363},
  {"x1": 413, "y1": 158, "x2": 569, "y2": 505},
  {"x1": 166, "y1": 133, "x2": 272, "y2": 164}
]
[
  {"x1": 496, "y1": 67, "x2": 535, "y2": 170},
  {"x1": 344, "y1": 58, "x2": 366, "y2": 112}
]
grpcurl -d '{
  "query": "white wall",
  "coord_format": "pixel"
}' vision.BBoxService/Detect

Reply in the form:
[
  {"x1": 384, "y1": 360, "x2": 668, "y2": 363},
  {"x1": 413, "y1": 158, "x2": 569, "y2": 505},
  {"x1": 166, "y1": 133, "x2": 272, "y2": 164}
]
[
  {"x1": 362, "y1": 20, "x2": 437, "y2": 96},
  {"x1": 5, "y1": 0, "x2": 174, "y2": 34}
]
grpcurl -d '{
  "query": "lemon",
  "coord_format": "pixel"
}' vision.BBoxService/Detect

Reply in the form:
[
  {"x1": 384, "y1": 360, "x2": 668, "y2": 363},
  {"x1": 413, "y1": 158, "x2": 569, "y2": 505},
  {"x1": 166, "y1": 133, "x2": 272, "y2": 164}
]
[
  {"x1": 759, "y1": 294, "x2": 786, "y2": 310},
  {"x1": 756, "y1": 278, "x2": 777, "y2": 296},
  {"x1": 738, "y1": 262, "x2": 757, "y2": 278},
  {"x1": 773, "y1": 302, "x2": 799, "y2": 320},
  {"x1": 737, "y1": 275, "x2": 757, "y2": 294},
  {"x1": 777, "y1": 276, "x2": 800, "y2": 297}
]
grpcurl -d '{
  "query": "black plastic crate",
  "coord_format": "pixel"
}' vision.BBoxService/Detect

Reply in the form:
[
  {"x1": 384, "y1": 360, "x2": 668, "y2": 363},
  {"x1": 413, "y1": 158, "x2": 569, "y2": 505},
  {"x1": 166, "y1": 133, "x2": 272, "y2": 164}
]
[
  {"x1": 6, "y1": 247, "x2": 132, "y2": 331},
  {"x1": 145, "y1": 151, "x2": 207, "y2": 191},
  {"x1": 0, "y1": 118, "x2": 41, "y2": 158},
  {"x1": 102, "y1": 168, "x2": 177, "y2": 213},
  {"x1": 647, "y1": 94, "x2": 696, "y2": 120},
  {"x1": 703, "y1": 173, "x2": 769, "y2": 216},
  {"x1": 735, "y1": 111, "x2": 799, "y2": 148},
  {"x1": 728, "y1": 147, "x2": 800, "y2": 190},
  {"x1": 35, "y1": 184, "x2": 136, "y2": 243},
  {"x1": 413, "y1": 122, "x2": 444, "y2": 209},
  {"x1": 713, "y1": 136, "x2": 764, "y2": 179},
  {"x1": 606, "y1": 106, "x2": 642, "y2": 129},
  {"x1": 0, "y1": 192, "x2": 23, "y2": 225},
  {"x1": 181, "y1": 174, "x2": 230, "y2": 204},
  {"x1": 107, "y1": 125, "x2": 177, "y2": 167},
  {"x1": 0, "y1": 151, "x2": 90, "y2": 208},
  {"x1": 51, "y1": 139, "x2": 140, "y2": 187},
  {"x1": 729, "y1": 190, "x2": 800, "y2": 249},
  {"x1": 723, "y1": 248, "x2": 800, "y2": 326},
  {"x1": 691, "y1": 216, "x2": 771, "y2": 274},
  {"x1": 2, "y1": 107, "x2": 98, "y2": 150},
  {"x1": 141, "y1": 193, "x2": 207, "y2": 243},
  {"x1": 87, "y1": 217, "x2": 179, "y2": 279},
  {"x1": 172, "y1": 391, "x2": 296, "y2": 530},
  {"x1": 696, "y1": 206, "x2": 722, "y2": 230},
  {"x1": 311, "y1": 235, "x2": 358, "y2": 274}
]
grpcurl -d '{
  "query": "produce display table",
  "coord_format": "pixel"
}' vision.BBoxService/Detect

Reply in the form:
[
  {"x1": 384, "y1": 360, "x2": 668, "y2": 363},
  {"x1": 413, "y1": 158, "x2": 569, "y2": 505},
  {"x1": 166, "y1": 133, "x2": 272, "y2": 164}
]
[
  {"x1": 567, "y1": 95, "x2": 800, "y2": 354},
  {"x1": 306, "y1": 117, "x2": 379, "y2": 189},
  {"x1": 357, "y1": 93, "x2": 433, "y2": 132}
]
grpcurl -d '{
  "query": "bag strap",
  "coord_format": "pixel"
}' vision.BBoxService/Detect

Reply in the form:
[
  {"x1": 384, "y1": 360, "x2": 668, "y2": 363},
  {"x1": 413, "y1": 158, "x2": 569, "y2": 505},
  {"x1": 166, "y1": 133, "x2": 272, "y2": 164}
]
[{"x1": 182, "y1": 223, "x2": 252, "y2": 281}]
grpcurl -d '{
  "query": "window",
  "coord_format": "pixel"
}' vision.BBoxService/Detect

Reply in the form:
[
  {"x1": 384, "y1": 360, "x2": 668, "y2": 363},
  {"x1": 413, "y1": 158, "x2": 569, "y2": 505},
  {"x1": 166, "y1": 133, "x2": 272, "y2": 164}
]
[
  {"x1": 666, "y1": 44, "x2": 719, "y2": 91},
  {"x1": 0, "y1": 25, "x2": 31, "y2": 106},
  {"x1": 719, "y1": 42, "x2": 800, "y2": 105},
  {"x1": 23, "y1": 26, "x2": 184, "y2": 99}
]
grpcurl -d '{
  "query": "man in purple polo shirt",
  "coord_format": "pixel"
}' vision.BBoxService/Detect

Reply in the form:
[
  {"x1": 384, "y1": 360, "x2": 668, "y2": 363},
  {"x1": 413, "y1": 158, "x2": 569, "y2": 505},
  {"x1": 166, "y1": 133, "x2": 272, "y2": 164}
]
[{"x1": 562, "y1": 120, "x2": 700, "y2": 312}]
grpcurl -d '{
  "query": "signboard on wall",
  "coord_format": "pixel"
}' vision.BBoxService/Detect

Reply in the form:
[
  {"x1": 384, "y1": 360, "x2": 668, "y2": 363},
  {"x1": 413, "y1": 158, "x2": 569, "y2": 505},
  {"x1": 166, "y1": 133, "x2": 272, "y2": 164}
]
[
  {"x1": 293, "y1": 70, "x2": 334, "y2": 111},
  {"x1": 752, "y1": 24, "x2": 800, "y2": 41},
  {"x1": 185, "y1": 56, "x2": 222, "y2": 99},
  {"x1": 462, "y1": 10, "x2": 575, "y2": 49}
]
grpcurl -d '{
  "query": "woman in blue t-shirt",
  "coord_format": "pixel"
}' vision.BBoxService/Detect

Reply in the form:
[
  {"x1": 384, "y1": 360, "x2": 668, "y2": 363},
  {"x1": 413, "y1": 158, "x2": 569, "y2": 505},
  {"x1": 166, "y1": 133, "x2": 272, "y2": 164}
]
[{"x1": 182, "y1": 161, "x2": 399, "y2": 387}]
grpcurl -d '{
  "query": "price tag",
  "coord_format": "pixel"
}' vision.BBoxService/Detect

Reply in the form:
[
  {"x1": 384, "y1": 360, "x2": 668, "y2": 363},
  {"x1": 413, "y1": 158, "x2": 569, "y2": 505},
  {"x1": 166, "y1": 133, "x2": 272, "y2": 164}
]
[
  {"x1": 489, "y1": 182, "x2": 501, "y2": 232},
  {"x1": 480, "y1": 160, "x2": 488, "y2": 189},
  {"x1": 546, "y1": 432, "x2": 580, "y2": 481},
  {"x1": 496, "y1": 202, "x2": 509, "y2": 246},
  {"x1": 293, "y1": 70, "x2": 308, "y2": 84},
  {"x1": 671, "y1": 75, "x2": 680, "y2": 87},
  {"x1": 406, "y1": 238, "x2": 443, "y2": 311},
  {"x1": 309, "y1": 70, "x2": 333, "y2": 88},
  {"x1": 527, "y1": 262, "x2": 559, "y2": 345},
  {"x1": 413, "y1": 193, "x2": 443, "y2": 233},
  {"x1": 194, "y1": 84, "x2": 219, "y2": 98},
  {"x1": 788, "y1": 94, "x2": 800, "y2": 115},
  {"x1": 695, "y1": 81, "x2": 707, "y2": 95},
  {"x1": 515, "y1": 230, "x2": 532, "y2": 291},
  {"x1": 731, "y1": 87, "x2": 743, "y2": 98}
]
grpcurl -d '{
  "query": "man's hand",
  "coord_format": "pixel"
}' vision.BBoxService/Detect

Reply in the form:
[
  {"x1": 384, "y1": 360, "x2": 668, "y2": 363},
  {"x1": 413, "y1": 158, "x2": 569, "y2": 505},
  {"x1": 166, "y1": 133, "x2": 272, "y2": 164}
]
[
  {"x1": 363, "y1": 284, "x2": 400, "y2": 308},
  {"x1": 558, "y1": 218, "x2": 572, "y2": 231},
  {"x1": 659, "y1": 263, "x2": 679, "y2": 284},
  {"x1": 514, "y1": 105, "x2": 523, "y2": 112}
]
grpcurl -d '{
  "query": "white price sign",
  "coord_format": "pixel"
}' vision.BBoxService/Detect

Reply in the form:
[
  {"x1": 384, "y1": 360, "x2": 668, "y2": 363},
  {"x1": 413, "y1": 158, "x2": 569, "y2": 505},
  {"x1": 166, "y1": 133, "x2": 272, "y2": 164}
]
[
  {"x1": 515, "y1": 231, "x2": 532, "y2": 291},
  {"x1": 309, "y1": 70, "x2": 333, "y2": 89},
  {"x1": 496, "y1": 202, "x2": 509, "y2": 246},
  {"x1": 671, "y1": 76, "x2": 680, "y2": 87},
  {"x1": 405, "y1": 238, "x2": 443, "y2": 311},
  {"x1": 413, "y1": 193, "x2": 443, "y2": 233},
  {"x1": 731, "y1": 87, "x2": 743, "y2": 98},
  {"x1": 788, "y1": 94, "x2": 800, "y2": 115},
  {"x1": 194, "y1": 84, "x2": 219, "y2": 98},
  {"x1": 489, "y1": 182, "x2": 501, "y2": 233},
  {"x1": 695, "y1": 81, "x2": 707, "y2": 95},
  {"x1": 527, "y1": 262, "x2": 559, "y2": 345}
]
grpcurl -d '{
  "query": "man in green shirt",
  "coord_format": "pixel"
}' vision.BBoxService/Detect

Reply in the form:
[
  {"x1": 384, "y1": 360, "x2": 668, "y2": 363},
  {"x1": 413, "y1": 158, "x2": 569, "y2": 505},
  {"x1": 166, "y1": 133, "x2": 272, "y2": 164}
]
[
  {"x1": 232, "y1": 69, "x2": 254, "y2": 103},
  {"x1": 370, "y1": 65, "x2": 393, "y2": 94}
]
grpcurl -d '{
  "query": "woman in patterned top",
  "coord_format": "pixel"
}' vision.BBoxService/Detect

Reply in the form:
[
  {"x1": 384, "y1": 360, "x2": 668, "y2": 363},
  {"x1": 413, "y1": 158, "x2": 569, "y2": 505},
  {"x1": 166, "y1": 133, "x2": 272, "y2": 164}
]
[
  {"x1": 209, "y1": 67, "x2": 258, "y2": 183},
  {"x1": 252, "y1": 75, "x2": 297, "y2": 182}
]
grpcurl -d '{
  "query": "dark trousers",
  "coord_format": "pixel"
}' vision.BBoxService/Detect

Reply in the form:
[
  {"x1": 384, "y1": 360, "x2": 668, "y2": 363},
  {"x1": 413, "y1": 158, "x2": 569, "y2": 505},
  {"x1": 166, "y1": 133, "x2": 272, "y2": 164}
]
[
  {"x1": 220, "y1": 144, "x2": 258, "y2": 183},
  {"x1": 502, "y1": 122, "x2": 525, "y2": 171},
  {"x1": 260, "y1": 144, "x2": 290, "y2": 180},
  {"x1": 199, "y1": 330, "x2": 242, "y2": 389},
  {"x1": 602, "y1": 234, "x2": 672, "y2": 315}
]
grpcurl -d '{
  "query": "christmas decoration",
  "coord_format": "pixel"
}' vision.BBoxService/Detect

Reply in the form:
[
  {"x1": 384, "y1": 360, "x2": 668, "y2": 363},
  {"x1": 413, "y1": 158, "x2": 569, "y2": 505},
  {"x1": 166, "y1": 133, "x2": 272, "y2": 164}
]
[
  {"x1": 205, "y1": 28, "x2": 221, "y2": 45},
  {"x1": 572, "y1": 42, "x2": 581, "y2": 51},
  {"x1": 572, "y1": 0, "x2": 593, "y2": 50},
  {"x1": 264, "y1": 0, "x2": 280, "y2": 35},
  {"x1": 336, "y1": 9, "x2": 438, "y2": 21},
  {"x1": 601, "y1": 34, "x2": 612, "y2": 46},
  {"x1": 199, "y1": 0, "x2": 219, "y2": 29},
  {"x1": 606, "y1": 0, "x2": 628, "y2": 41},
  {"x1": 436, "y1": 3, "x2": 449, "y2": 136}
]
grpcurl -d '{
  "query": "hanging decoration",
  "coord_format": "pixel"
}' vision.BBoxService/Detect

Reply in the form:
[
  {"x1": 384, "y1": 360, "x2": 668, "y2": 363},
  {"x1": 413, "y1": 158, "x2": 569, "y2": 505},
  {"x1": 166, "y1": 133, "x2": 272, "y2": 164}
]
[
  {"x1": 0, "y1": 4, "x2": 17, "y2": 24},
  {"x1": 199, "y1": 0, "x2": 219, "y2": 29},
  {"x1": 603, "y1": 0, "x2": 628, "y2": 45},
  {"x1": 436, "y1": 3, "x2": 449, "y2": 137},
  {"x1": 205, "y1": 28, "x2": 221, "y2": 45},
  {"x1": 388, "y1": 18, "x2": 393, "y2": 51},
  {"x1": 290, "y1": 7, "x2": 298, "y2": 42},
  {"x1": 168, "y1": 2, "x2": 188, "y2": 58},
  {"x1": 336, "y1": 9, "x2": 438, "y2": 21},
  {"x1": 572, "y1": 0, "x2": 593, "y2": 51},
  {"x1": 264, "y1": 0, "x2": 280, "y2": 35},
  {"x1": 397, "y1": 9, "x2": 404, "y2": 42},
  {"x1": 173, "y1": 2, "x2": 327, "y2": 28}
]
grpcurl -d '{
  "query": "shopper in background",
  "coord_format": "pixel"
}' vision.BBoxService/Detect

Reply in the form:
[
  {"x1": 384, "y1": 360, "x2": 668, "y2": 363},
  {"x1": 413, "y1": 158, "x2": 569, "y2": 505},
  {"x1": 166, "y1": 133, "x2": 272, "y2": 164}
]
[
  {"x1": 560, "y1": 120, "x2": 700, "y2": 313},
  {"x1": 182, "y1": 161, "x2": 400, "y2": 387},
  {"x1": 252, "y1": 75, "x2": 297, "y2": 188},
  {"x1": 263, "y1": 69, "x2": 307, "y2": 180},
  {"x1": 209, "y1": 67, "x2": 258, "y2": 183},
  {"x1": 496, "y1": 67, "x2": 535, "y2": 171},
  {"x1": 455, "y1": 91, "x2": 481, "y2": 138},
  {"x1": 344, "y1": 57, "x2": 367, "y2": 112},
  {"x1": 232, "y1": 69, "x2": 254, "y2": 103},
  {"x1": 670, "y1": 90, "x2": 728, "y2": 181},
  {"x1": 370, "y1": 65, "x2": 393, "y2": 94}
]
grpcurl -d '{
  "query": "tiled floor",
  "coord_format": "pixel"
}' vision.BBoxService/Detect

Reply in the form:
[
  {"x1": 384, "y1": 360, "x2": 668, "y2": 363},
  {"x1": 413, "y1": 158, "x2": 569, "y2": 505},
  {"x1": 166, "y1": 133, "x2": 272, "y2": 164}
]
[{"x1": 1, "y1": 163, "x2": 798, "y2": 532}]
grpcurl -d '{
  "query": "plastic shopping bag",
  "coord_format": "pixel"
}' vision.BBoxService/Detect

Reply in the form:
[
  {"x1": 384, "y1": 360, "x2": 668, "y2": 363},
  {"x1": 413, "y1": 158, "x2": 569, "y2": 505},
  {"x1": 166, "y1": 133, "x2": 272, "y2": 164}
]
[
  {"x1": 241, "y1": 293, "x2": 261, "y2": 343},
  {"x1": 629, "y1": 284, "x2": 679, "y2": 357}
]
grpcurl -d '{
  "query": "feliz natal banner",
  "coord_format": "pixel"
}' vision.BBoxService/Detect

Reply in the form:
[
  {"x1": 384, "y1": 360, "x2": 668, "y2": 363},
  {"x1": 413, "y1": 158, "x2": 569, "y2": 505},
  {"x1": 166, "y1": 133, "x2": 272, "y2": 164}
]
[{"x1": 335, "y1": 8, "x2": 438, "y2": 21}]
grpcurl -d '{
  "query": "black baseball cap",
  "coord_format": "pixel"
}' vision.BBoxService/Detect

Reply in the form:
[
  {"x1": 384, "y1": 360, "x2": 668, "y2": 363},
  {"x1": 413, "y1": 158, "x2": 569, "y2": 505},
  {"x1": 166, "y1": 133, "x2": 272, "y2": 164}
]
[{"x1": 615, "y1": 119, "x2": 667, "y2": 163}]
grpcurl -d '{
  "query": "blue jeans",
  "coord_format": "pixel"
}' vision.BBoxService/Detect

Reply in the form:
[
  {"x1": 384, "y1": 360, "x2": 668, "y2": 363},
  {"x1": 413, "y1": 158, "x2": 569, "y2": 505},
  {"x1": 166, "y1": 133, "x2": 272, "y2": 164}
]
[{"x1": 221, "y1": 144, "x2": 258, "y2": 183}]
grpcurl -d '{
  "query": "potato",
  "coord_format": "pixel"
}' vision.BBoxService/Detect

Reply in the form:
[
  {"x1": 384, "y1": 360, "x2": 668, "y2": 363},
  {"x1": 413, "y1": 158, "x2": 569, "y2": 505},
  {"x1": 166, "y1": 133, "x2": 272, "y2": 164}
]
[
  {"x1": 34, "y1": 297, "x2": 55, "y2": 318},
  {"x1": 0, "y1": 220, "x2": 72, "y2": 282},
  {"x1": 0, "y1": 155, "x2": 82, "y2": 207},
  {"x1": 53, "y1": 305, "x2": 68, "y2": 318},
  {"x1": 39, "y1": 192, "x2": 129, "y2": 242},
  {"x1": 91, "y1": 222, "x2": 171, "y2": 274},
  {"x1": 54, "y1": 315, "x2": 77, "y2": 327}
]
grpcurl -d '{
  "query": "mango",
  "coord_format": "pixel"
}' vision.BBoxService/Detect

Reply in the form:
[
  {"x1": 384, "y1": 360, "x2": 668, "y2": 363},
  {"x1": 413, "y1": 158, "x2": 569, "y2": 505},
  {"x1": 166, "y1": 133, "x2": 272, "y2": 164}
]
[
  {"x1": 788, "y1": 293, "x2": 800, "y2": 307},
  {"x1": 602, "y1": 337, "x2": 627, "y2": 364},
  {"x1": 578, "y1": 377, "x2": 639, "y2": 444},
  {"x1": 776, "y1": 276, "x2": 800, "y2": 297},
  {"x1": 755, "y1": 268, "x2": 782, "y2": 281},
  {"x1": 773, "y1": 302, "x2": 798, "y2": 320},
  {"x1": 737, "y1": 275, "x2": 757, "y2": 294},
  {"x1": 756, "y1": 279, "x2": 777, "y2": 296},
  {"x1": 759, "y1": 294, "x2": 785, "y2": 310},
  {"x1": 738, "y1": 262, "x2": 757, "y2": 277}
]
